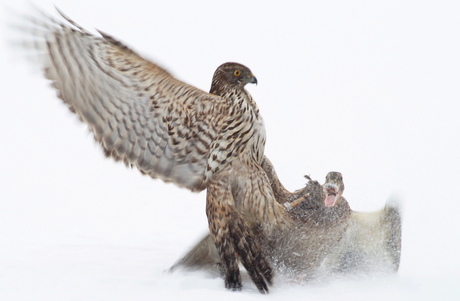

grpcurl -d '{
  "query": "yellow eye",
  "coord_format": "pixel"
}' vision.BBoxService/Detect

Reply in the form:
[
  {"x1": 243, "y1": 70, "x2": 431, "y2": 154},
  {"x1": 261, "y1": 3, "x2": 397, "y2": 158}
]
[{"x1": 233, "y1": 70, "x2": 241, "y2": 77}]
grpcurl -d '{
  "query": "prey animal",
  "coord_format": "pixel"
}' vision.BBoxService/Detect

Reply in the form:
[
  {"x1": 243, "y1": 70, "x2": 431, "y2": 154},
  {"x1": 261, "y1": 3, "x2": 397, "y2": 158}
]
[{"x1": 172, "y1": 167, "x2": 402, "y2": 281}]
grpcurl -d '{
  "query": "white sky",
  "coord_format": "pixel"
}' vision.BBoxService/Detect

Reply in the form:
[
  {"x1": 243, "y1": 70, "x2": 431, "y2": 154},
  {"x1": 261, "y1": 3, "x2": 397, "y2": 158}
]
[{"x1": 1, "y1": 0, "x2": 459, "y2": 300}]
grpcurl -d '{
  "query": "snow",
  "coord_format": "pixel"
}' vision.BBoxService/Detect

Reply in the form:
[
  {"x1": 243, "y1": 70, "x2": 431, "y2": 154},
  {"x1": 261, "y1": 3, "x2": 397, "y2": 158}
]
[{"x1": 1, "y1": 0, "x2": 460, "y2": 300}]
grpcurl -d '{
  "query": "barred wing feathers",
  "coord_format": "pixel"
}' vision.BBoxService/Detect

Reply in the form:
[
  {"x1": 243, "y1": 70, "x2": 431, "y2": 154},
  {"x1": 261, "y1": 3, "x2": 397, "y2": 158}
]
[{"x1": 25, "y1": 11, "x2": 231, "y2": 191}]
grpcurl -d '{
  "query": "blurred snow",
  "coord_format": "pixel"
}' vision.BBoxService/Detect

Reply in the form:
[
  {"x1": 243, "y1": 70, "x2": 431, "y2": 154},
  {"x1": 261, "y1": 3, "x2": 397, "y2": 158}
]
[{"x1": 1, "y1": 0, "x2": 460, "y2": 300}]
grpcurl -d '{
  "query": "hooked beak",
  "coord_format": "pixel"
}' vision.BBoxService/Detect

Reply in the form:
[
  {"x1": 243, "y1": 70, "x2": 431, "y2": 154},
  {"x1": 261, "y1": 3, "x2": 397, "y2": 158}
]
[{"x1": 248, "y1": 74, "x2": 258, "y2": 85}]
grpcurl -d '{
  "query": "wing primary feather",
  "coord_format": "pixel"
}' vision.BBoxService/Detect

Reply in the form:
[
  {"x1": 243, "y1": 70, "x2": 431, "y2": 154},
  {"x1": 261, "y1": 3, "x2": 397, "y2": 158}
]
[{"x1": 54, "y1": 6, "x2": 90, "y2": 34}]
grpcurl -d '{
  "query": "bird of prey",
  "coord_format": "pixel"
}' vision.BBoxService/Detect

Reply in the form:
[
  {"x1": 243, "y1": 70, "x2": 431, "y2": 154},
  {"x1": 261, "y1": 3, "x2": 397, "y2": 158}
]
[{"x1": 18, "y1": 8, "x2": 291, "y2": 293}]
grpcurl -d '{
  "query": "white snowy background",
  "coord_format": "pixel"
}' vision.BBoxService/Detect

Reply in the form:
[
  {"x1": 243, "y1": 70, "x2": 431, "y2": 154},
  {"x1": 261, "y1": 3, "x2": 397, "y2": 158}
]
[{"x1": 1, "y1": 0, "x2": 459, "y2": 300}]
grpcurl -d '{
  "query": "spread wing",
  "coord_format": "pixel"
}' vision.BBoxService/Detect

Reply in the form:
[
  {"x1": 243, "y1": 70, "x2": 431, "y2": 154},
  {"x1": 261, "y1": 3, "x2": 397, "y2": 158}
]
[{"x1": 22, "y1": 10, "x2": 231, "y2": 191}]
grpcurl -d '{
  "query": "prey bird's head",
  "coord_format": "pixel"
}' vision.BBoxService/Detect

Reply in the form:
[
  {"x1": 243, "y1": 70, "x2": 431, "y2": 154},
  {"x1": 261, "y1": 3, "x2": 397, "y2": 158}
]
[
  {"x1": 323, "y1": 171, "x2": 345, "y2": 207},
  {"x1": 210, "y1": 62, "x2": 257, "y2": 95}
]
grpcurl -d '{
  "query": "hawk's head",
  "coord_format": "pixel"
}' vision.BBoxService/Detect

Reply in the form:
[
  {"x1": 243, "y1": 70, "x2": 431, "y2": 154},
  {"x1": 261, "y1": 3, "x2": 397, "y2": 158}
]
[{"x1": 210, "y1": 62, "x2": 257, "y2": 95}]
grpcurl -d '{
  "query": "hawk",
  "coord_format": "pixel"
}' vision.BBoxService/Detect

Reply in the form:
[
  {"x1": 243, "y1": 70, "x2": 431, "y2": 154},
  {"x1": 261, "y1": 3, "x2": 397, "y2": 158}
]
[{"x1": 19, "y1": 8, "x2": 291, "y2": 293}]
